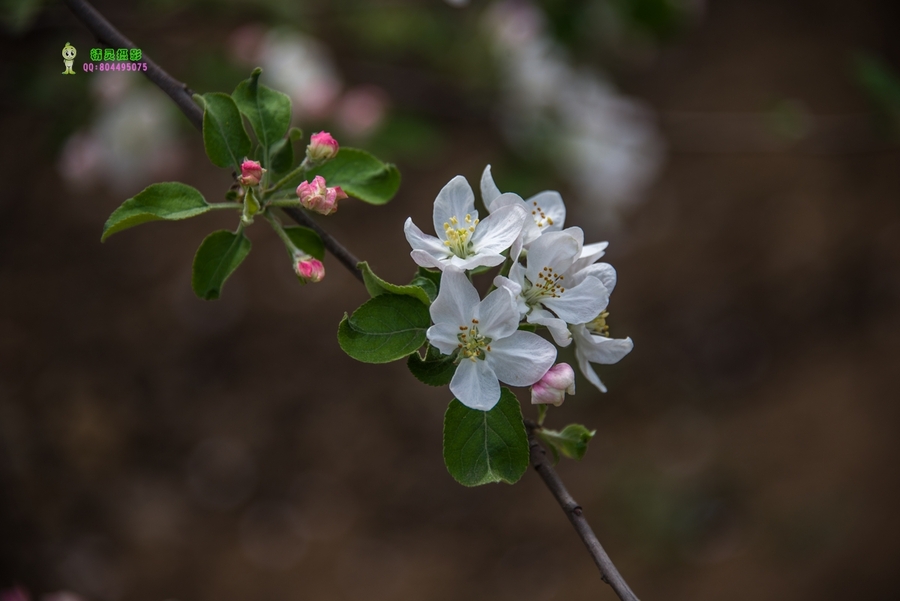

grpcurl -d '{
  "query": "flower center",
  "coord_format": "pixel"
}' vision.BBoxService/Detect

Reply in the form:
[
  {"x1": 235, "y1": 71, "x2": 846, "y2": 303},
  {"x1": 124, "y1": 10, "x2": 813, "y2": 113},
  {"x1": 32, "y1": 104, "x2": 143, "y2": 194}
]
[
  {"x1": 456, "y1": 319, "x2": 492, "y2": 362},
  {"x1": 586, "y1": 311, "x2": 610, "y2": 337},
  {"x1": 530, "y1": 200, "x2": 554, "y2": 229},
  {"x1": 523, "y1": 266, "x2": 566, "y2": 304},
  {"x1": 442, "y1": 214, "x2": 479, "y2": 258}
]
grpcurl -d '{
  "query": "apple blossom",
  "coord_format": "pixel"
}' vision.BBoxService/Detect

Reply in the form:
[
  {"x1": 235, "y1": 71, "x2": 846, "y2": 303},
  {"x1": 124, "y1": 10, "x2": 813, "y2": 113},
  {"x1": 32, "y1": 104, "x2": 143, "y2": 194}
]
[
  {"x1": 494, "y1": 228, "x2": 609, "y2": 346},
  {"x1": 531, "y1": 363, "x2": 576, "y2": 406},
  {"x1": 427, "y1": 266, "x2": 556, "y2": 410},
  {"x1": 405, "y1": 175, "x2": 527, "y2": 271},
  {"x1": 240, "y1": 159, "x2": 265, "y2": 186},
  {"x1": 294, "y1": 255, "x2": 325, "y2": 284},
  {"x1": 306, "y1": 131, "x2": 339, "y2": 164},
  {"x1": 296, "y1": 175, "x2": 347, "y2": 216}
]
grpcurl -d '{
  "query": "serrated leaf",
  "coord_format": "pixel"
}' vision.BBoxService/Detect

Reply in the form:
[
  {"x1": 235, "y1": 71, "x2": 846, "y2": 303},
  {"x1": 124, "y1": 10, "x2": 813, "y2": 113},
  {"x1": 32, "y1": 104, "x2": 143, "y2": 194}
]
[
  {"x1": 337, "y1": 294, "x2": 430, "y2": 363},
  {"x1": 308, "y1": 148, "x2": 400, "y2": 205},
  {"x1": 196, "y1": 92, "x2": 252, "y2": 171},
  {"x1": 408, "y1": 276, "x2": 437, "y2": 302},
  {"x1": 232, "y1": 68, "x2": 291, "y2": 160},
  {"x1": 408, "y1": 344, "x2": 456, "y2": 386},
  {"x1": 443, "y1": 388, "x2": 529, "y2": 487},
  {"x1": 359, "y1": 261, "x2": 431, "y2": 306},
  {"x1": 191, "y1": 230, "x2": 252, "y2": 300},
  {"x1": 537, "y1": 424, "x2": 596, "y2": 461},
  {"x1": 283, "y1": 226, "x2": 324, "y2": 260},
  {"x1": 102, "y1": 182, "x2": 211, "y2": 242}
]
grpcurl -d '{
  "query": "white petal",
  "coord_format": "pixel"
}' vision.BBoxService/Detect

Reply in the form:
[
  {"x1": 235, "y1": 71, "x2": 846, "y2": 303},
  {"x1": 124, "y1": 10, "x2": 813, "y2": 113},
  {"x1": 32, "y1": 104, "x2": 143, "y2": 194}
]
[
  {"x1": 475, "y1": 288, "x2": 519, "y2": 340},
  {"x1": 494, "y1": 274, "x2": 528, "y2": 316},
  {"x1": 410, "y1": 249, "x2": 449, "y2": 270},
  {"x1": 575, "y1": 262, "x2": 617, "y2": 292},
  {"x1": 575, "y1": 344, "x2": 607, "y2": 393},
  {"x1": 450, "y1": 359, "x2": 501, "y2": 411},
  {"x1": 405, "y1": 217, "x2": 449, "y2": 256},
  {"x1": 433, "y1": 175, "x2": 476, "y2": 235},
  {"x1": 470, "y1": 204, "x2": 527, "y2": 254},
  {"x1": 579, "y1": 335, "x2": 634, "y2": 365},
  {"x1": 480, "y1": 164, "x2": 503, "y2": 210},
  {"x1": 427, "y1": 323, "x2": 462, "y2": 355},
  {"x1": 571, "y1": 241, "x2": 609, "y2": 273},
  {"x1": 449, "y1": 252, "x2": 506, "y2": 271},
  {"x1": 430, "y1": 266, "x2": 479, "y2": 327},
  {"x1": 527, "y1": 308, "x2": 572, "y2": 346},
  {"x1": 526, "y1": 190, "x2": 566, "y2": 231},
  {"x1": 487, "y1": 331, "x2": 557, "y2": 386},
  {"x1": 541, "y1": 276, "x2": 609, "y2": 324},
  {"x1": 524, "y1": 230, "x2": 580, "y2": 283}
]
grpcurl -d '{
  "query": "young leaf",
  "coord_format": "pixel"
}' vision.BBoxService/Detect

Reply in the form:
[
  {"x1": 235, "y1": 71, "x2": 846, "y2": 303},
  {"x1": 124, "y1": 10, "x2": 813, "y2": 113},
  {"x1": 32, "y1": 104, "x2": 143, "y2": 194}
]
[
  {"x1": 283, "y1": 226, "x2": 324, "y2": 260},
  {"x1": 232, "y1": 68, "x2": 291, "y2": 158},
  {"x1": 308, "y1": 148, "x2": 401, "y2": 205},
  {"x1": 196, "y1": 92, "x2": 252, "y2": 171},
  {"x1": 537, "y1": 424, "x2": 596, "y2": 461},
  {"x1": 102, "y1": 182, "x2": 211, "y2": 242},
  {"x1": 192, "y1": 230, "x2": 252, "y2": 300},
  {"x1": 359, "y1": 261, "x2": 431, "y2": 306},
  {"x1": 337, "y1": 294, "x2": 430, "y2": 363},
  {"x1": 408, "y1": 275, "x2": 437, "y2": 302},
  {"x1": 443, "y1": 388, "x2": 529, "y2": 487},
  {"x1": 268, "y1": 137, "x2": 293, "y2": 175},
  {"x1": 407, "y1": 344, "x2": 456, "y2": 387}
]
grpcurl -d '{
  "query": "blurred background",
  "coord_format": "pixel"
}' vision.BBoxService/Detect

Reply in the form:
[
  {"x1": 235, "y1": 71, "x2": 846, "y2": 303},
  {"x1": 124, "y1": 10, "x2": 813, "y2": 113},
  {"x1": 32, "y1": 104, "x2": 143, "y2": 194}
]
[{"x1": 2, "y1": 0, "x2": 900, "y2": 599}]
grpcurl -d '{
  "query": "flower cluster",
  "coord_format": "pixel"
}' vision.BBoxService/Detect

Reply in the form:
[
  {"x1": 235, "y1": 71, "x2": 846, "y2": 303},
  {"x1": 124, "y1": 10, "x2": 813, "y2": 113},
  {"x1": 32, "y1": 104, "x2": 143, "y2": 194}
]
[{"x1": 407, "y1": 166, "x2": 633, "y2": 410}]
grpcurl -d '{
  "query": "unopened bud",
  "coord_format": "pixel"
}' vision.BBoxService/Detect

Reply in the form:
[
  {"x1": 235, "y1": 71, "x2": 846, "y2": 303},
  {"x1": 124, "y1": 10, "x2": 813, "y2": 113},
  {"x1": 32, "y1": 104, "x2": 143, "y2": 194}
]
[
  {"x1": 294, "y1": 255, "x2": 325, "y2": 284},
  {"x1": 296, "y1": 175, "x2": 347, "y2": 216},
  {"x1": 239, "y1": 159, "x2": 265, "y2": 186},
  {"x1": 306, "y1": 131, "x2": 339, "y2": 164},
  {"x1": 531, "y1": 363, "x2": 576, "y2": 406}
]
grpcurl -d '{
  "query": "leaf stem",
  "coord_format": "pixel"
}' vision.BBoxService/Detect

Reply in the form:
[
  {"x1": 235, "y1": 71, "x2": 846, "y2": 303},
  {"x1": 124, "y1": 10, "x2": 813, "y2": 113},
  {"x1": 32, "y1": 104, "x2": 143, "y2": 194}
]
[
  {"x1": 267, "y1": 157, "x2": 311, "y2": 194},
  {"x1": 263, "y1": 211, "x2": 300, "y2": 256},
  {"x1": 209, "y1": 202, "x2": 244, "y2": 210}
]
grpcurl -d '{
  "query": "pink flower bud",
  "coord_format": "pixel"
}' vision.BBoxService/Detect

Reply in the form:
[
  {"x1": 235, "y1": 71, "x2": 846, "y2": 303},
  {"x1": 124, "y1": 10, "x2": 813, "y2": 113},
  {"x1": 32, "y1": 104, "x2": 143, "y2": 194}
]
[
  {"x1": 531, "y1": 363, "x2": 576, "y2": 407},
  {"x1": 306, "y1": 131, "x2": 340, "y2": 163},
  {"x1": 239, "y1": 159, "x2": 265, "y2": 186},
  {"x1": 296, "y1": 175, "x2": 348, "y2": 216},
  {"x1": 294, "y1": 255, "x2": 325, "y2": 284}
]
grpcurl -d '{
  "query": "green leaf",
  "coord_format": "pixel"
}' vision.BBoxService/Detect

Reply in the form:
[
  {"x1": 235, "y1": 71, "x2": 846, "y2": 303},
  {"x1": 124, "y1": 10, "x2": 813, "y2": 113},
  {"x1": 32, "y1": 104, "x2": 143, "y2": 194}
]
[
  {"x1": 232, "y1": 68, "x2": 291, "y2": 158},
  {"x1": 413, "y1": 267, "x2": 441, "y2": 300},
  {"x1": 268, "y1": 137, "x2": 293, "y2": 175},
  {"x1": 196, "y1": 92, "x2": 252, "y2": 171},
  {"x1": 283, "y1": 226, "x2": 324, "y2": 260},
  {"x1": 408, "y1": 276, "x2": 437, "y2": 302},
  {"x1": 102, "y1": 182, "x2": 211, "y2": 242},
  {"x1": 309, "y1": 148, "x2": 401, "y2": 205},
  {"x1": 191, "y1": 230, "x2": 252, "y2": 300},
  {"x1": 359, "y1": 261, "x2": 431, "y2": 306},
  {"x1": 443, "y1": 388, "x2": 529, "y2": 487},
  {"x1": 408, "y1": 344, "x2": 456, "y2": 386},
  {"x1": 337, "y1": 294, "x2": 430, "y2": 363},
  {"x1": 537, "y1": 424, "x2": 596, "y2": 462}
]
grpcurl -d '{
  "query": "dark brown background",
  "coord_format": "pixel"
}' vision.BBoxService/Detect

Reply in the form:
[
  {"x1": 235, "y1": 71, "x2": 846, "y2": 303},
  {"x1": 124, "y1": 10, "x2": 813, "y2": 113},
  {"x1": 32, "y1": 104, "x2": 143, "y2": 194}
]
[{"x1": 2, "y1": 1, "x2": 900, "y2": 600}]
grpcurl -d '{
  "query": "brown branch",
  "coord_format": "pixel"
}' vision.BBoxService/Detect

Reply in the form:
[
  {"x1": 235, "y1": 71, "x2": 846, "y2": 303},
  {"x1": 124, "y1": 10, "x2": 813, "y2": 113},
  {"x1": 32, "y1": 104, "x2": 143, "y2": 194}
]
[
  {"x1": 62, "y1": 0, "x2": 363, "y2": 283},
  {"x1": 526, "y1": 421, "x2": 641, "y2": 601},
  {"x1": 64, "y1": 1, "x2": 637, "y2": 597}
]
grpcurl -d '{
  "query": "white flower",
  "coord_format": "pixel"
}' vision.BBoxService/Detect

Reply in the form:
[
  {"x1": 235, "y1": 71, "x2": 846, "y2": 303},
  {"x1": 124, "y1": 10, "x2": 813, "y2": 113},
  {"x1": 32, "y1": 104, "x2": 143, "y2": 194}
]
[
  {"x1": 480, "y1": 164, "x2": 566, "y2": 255},
  {"x1": 568, "y1": 266, "x2": 632, "y2": 393},
  {"x1": 405, "y1": 175, "x2": 527, "y2": 271},
  {"x1": 427, "y1": 266, "x2": 557, "y2": 411},
  {"x1": 494, "y1": 228, "x2": 608, "y2": 346}
]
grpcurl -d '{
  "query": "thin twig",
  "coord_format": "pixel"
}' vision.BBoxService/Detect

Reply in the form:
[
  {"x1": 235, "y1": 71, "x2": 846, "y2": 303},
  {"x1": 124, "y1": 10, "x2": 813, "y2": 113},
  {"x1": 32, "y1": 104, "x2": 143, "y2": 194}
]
[
  {"x1": 65, "y1": 1, "x2": 635, "y2": 596},
  {"x1": 63, "y1": 0, "x2": 363, "y2": 282},
  {"x1": 526, "y1": 420, "x2": 640, "y2": 601}
]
